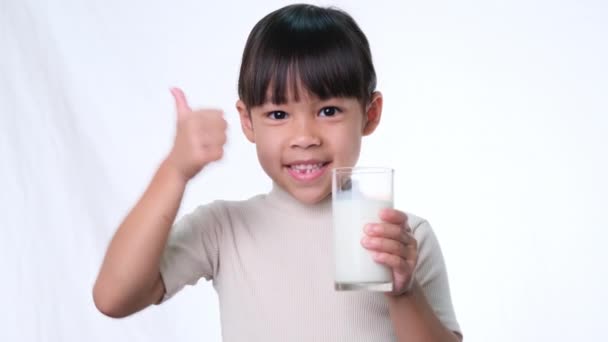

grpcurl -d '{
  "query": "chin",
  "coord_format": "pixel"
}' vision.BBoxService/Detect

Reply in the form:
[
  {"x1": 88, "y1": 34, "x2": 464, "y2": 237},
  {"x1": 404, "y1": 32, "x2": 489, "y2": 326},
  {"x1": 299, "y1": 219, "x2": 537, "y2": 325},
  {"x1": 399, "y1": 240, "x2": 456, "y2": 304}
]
[
  {"x1": 289, "y1": 185, "x2": 331, "y2": 205},
  {"x1": 264, "y1": 162, "x2": 334, "y2": 204}
]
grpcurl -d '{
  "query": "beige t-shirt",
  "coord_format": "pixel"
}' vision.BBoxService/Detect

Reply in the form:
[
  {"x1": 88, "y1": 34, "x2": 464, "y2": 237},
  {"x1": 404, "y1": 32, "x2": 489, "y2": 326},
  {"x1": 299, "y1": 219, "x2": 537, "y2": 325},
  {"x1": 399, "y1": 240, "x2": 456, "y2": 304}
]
[{"x1": 159, "y1": 184, "x2": 461, "y2": 341}]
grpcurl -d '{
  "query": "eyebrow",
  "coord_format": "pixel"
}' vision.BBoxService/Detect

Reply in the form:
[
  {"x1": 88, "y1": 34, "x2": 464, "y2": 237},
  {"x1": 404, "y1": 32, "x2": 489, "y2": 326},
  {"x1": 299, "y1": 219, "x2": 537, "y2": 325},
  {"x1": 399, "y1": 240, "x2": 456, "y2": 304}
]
[{"x1": 260, "y1": 96, "x2": 348, "y2": 107}]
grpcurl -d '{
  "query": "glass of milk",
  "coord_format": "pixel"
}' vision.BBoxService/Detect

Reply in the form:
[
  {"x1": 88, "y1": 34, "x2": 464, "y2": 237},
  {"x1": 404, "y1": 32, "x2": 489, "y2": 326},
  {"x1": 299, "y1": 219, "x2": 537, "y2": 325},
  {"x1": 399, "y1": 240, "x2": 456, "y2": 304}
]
[{"x1": 332, "y1": 167, "x2": 394, "y2": 291}]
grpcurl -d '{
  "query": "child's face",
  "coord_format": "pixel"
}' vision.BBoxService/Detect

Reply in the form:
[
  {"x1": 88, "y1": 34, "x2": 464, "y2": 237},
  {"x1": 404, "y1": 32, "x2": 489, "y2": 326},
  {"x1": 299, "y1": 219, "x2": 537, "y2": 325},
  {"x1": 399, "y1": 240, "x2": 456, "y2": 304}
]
[{"x1": 237, "y1": 84, "x2": 383, "y2": 204}]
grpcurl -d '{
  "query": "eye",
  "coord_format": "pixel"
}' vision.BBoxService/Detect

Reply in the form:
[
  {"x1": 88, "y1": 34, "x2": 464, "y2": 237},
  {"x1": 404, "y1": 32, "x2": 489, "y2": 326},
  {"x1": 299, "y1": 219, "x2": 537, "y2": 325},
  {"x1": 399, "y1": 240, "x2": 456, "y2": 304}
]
[
  {"x1": 319, "y1": 106, "x2": 340, "y2": 117},
  {"x1": 267, "y1": 111, "x2": 288, "y2": 120}
]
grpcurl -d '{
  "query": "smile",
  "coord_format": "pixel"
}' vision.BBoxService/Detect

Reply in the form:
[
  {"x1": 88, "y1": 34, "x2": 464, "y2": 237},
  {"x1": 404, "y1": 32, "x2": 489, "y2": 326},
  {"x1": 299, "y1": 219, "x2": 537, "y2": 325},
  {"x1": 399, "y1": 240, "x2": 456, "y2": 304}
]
[{"x1": 285, "y1": 161, "x2": 331, "y2": 182}]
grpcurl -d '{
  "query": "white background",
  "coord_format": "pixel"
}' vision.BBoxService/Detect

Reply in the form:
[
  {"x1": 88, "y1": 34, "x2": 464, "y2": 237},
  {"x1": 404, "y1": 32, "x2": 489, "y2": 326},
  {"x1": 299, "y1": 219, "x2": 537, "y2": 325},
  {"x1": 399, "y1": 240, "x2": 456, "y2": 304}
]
[{"x1": 1, "y1": 0, "x2": 607, "y2": 341}]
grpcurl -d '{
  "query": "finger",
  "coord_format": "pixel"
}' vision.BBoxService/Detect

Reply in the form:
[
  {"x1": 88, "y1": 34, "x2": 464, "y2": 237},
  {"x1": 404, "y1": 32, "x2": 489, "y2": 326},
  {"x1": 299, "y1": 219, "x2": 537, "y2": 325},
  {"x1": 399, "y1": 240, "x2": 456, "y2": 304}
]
[
  {"x1": 197, "y1": 129, "x2": 228, "y2": 146},
  {"x1": 204, "y1": 134, "x2": 228, "y2": 149},
  {"x1": 208, "y1": 115, "x2": 228, "y2": 132},
  {"x1": 364, "y1": 223, "x2": 414, "y2": 247},
  {"x1": 170, "y1": 87, "x2": 192, "y2": 118},
  {"x1": 361, "y1": 236, "x2": 408, "y2": 259},
  {"x1": 207, "y1": 147, "x2": 224, "y2": 161},
  {"x1": 191, "y1": 110, "x2": 227, "y2": 132},
  {"x1": 190, "y1": 108, "x2": 224, "y2": 118},
  {"x1": 364, "y1": 222, "x2": 403, "y2": 240},
  {"x1": 379, "y1": 208, "x2": 408, "y2": 226},
  {"x1": 404, "y1": 232, "x2": 418, "y2": 258},
  {"x1": 371, "y1": 252, "x2": 412, "y2": 273}
]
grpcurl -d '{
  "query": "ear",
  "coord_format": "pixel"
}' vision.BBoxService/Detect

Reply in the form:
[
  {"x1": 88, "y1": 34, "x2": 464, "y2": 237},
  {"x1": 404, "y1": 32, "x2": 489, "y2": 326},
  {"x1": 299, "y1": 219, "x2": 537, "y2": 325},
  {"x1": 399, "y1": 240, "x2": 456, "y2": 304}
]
[
  {"x1": 236, "y1": 99, "x2": 255, "y2": 143},
  {"x1": 362, "y1": 91, "x2": 383, "y2": 136}
]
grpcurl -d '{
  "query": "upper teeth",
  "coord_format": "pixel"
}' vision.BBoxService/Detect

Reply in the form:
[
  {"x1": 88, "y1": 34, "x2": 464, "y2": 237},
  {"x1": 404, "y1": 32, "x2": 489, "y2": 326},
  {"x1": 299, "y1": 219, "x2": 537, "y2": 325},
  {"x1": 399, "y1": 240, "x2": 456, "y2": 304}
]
[{"x1": 291, "y1": 163, "x2": 324, "y2": 171}]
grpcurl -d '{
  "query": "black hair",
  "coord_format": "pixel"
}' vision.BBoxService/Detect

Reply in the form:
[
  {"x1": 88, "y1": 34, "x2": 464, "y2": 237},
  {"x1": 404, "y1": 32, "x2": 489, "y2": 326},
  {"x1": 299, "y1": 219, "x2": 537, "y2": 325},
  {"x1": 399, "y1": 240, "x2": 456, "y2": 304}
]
[{"x1": 237, "y1": 4, "x2": 376, "y2": 108}]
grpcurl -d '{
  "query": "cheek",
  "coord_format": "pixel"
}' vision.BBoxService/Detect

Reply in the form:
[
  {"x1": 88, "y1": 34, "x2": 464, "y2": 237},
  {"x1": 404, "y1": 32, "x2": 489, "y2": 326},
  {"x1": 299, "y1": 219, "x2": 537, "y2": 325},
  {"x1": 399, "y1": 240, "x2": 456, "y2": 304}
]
[
  {"x1": 254, "y1": 130, "x2": 283, "y2": 170},
  {"x1": 328, "y1": 127, "x2": 362, "y2": 165},
  {"x1": 343, "y1": 138, "x2": 362, "y2": 164}
]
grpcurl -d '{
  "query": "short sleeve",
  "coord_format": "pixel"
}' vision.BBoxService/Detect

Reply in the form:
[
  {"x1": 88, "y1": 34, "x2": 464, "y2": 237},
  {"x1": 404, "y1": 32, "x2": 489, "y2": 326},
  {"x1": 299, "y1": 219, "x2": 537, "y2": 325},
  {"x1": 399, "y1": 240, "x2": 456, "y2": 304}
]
[
  {"x1": 412, "y1": 218, "x2": 461, "y2": 335},
  {"x1": 158, "y1": 202, "x2": 222, "y2": 302}
]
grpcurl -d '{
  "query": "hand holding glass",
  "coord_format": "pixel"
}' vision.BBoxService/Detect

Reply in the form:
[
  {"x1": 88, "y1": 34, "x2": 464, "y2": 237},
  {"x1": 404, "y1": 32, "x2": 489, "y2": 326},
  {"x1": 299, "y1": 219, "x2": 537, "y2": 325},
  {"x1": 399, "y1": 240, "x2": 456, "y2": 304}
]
[{"x1": 332, "y1": 167, "x2": 394, "y2": 292}]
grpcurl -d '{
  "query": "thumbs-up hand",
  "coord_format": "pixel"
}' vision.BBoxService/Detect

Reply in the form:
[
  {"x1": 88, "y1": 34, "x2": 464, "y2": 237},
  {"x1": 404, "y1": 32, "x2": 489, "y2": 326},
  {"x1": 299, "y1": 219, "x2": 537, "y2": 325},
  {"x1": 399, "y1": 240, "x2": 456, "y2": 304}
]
[{"x1": 166, "y1": 87, "x2": 227, "y2": 181}]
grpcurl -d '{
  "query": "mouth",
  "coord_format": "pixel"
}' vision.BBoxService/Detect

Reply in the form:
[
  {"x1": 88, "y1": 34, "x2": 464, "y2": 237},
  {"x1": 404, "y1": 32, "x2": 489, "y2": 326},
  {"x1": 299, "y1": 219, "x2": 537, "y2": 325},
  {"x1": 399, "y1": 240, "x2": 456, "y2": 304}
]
[{"x1": 284, "y1": 161, "x2": 332, "y2": 182}]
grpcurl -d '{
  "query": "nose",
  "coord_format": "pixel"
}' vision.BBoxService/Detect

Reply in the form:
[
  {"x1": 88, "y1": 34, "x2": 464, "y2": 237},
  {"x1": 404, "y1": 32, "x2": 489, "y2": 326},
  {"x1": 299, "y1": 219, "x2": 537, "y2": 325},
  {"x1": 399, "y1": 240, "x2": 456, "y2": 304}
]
[{"x1": 289, "y1": 118, "x2": 321, "y2": 149}]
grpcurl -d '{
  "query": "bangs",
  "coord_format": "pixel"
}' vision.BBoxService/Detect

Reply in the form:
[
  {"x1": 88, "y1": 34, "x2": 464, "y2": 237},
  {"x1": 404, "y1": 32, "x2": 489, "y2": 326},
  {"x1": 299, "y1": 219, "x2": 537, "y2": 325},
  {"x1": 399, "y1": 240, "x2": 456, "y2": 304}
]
[{"x1": 238, "y1": 5, "x2": 376, "y2": 107}]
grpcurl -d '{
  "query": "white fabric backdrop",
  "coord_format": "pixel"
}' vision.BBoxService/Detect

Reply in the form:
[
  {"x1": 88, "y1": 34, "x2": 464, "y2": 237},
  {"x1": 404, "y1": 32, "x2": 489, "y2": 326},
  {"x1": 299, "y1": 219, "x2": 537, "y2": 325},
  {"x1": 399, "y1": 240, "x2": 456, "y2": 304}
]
[{"x1": 1, "y1": 0, "x2": 607, "y2": 341}]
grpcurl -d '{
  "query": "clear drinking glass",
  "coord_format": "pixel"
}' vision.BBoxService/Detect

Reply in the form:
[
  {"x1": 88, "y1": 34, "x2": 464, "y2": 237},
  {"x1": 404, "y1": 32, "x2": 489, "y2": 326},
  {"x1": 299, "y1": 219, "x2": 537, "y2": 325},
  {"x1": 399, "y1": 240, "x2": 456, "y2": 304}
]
[{"x1": 332, "y1": 167, "x2": 394, "y2": 291}]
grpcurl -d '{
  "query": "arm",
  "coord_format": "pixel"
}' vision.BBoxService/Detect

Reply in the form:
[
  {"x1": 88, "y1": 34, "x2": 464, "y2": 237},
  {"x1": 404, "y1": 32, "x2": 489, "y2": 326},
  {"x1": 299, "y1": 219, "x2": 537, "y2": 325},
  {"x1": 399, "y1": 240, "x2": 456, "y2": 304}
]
[
  {"x1": 362, "y1": 210, "x2": 462, "y2": 341},
  {"x1": 387, "y1": 283, "x2": 462, "y2": 342},
  {"x1": 93, "y1": 160, "x2": 187, "y2": 318},
  {"x1": 93, "y1": 88, "x2": 226, "y2": 318}
]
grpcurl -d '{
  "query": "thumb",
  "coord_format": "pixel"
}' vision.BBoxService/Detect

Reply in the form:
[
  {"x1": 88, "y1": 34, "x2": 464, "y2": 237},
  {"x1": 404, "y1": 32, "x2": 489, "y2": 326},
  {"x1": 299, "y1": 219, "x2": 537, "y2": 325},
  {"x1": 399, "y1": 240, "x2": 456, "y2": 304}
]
[{"x1": 170, "y1": 87, "x2": 191, "y2": 118}]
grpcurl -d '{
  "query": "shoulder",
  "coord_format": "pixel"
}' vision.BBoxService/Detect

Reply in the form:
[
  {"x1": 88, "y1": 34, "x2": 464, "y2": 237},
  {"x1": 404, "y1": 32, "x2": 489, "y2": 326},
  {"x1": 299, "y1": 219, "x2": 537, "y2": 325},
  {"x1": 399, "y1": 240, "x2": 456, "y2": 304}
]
[
  {"x1": 405, "y1": 212, "x2": 433, "y2": 235},
  {"x1": 405, "y1": 212, "x2": 443, "y2": 253},
  {"x1": 174, "y1": 194, "x2": 265, "y2": 226},
  {"x1": 202, "y1": 194, "x2": 268, "y2": 221}
]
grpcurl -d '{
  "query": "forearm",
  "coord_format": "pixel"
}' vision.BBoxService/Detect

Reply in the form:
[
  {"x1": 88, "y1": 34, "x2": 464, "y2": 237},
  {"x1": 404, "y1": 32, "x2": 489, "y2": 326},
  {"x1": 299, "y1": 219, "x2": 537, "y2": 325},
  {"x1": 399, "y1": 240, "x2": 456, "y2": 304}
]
[
  {"x1": 93, "y1": 159, "x2": 187, "y2": 315},
  {"x1": 387, "y1": 282, "x2": 461, "y2": 342}
]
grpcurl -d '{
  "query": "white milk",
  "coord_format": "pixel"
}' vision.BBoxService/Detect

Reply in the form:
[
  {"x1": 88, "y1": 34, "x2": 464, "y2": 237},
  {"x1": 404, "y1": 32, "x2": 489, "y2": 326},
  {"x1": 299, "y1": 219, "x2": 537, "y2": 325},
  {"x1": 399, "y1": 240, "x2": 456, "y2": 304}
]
[{"x1": 333, "y1": 197, "x2": 393, "y2": 285}]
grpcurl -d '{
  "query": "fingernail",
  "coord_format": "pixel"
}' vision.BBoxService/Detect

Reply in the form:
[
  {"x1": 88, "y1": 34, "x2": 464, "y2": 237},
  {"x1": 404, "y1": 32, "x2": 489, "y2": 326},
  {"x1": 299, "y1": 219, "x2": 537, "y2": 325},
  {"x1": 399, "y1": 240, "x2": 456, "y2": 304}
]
[{"x1": 364, "y1": 224, "x2": 374, "y2": 233}]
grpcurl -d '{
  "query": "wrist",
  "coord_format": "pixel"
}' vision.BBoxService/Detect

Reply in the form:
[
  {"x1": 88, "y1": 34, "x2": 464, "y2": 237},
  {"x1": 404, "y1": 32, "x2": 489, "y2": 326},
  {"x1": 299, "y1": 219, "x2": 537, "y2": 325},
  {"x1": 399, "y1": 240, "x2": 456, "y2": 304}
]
[
  {"x1": 386, "y1": 280, "x2": 418, "y2": 303},
  {"x1": 160, "y1": 157, "x2": 191, "y2": 186}
]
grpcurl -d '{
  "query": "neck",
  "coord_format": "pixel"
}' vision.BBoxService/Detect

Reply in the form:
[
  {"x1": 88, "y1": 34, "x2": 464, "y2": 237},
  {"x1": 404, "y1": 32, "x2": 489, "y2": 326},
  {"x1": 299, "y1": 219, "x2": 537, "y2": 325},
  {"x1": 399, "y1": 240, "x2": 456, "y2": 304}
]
[{"x1": 266, "y1": 183, "x2": 332, "y2": 217}]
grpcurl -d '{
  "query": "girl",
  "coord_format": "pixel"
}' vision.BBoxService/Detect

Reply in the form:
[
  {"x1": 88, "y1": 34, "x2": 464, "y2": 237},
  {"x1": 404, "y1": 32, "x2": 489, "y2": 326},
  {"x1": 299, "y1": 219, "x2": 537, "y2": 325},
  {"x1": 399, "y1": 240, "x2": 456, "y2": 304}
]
[{"x1": 93, "y1": 4, "x2": 462, "y2": 341}]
